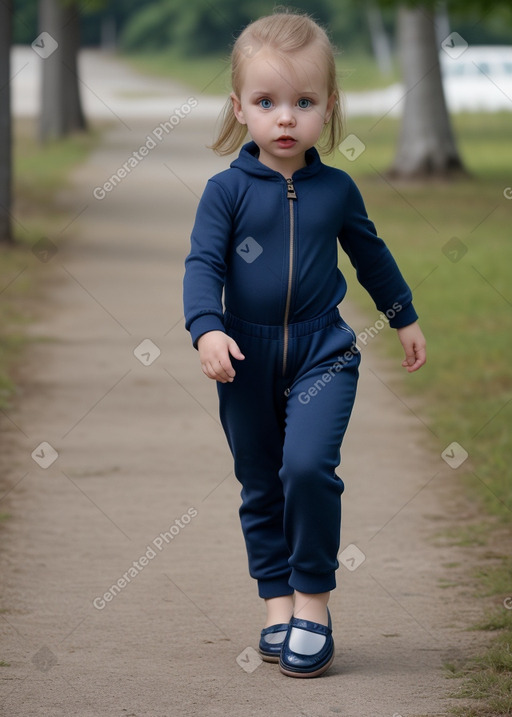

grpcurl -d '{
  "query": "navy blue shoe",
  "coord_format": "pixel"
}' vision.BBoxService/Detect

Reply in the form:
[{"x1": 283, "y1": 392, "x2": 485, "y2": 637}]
[
  {"x1": 279, "y1": 609, "x2": 334, "y2": 678},
  {"x1": 258, "y1": 623, "x2": 289, "y2": 663}
]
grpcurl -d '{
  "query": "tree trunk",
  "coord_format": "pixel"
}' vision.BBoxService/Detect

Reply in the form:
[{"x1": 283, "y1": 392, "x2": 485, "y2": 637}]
[
  {"x1": 365, "y1": 0, "x2": 393, "y2": 76},
  {"x1": 389, "y1": 4, "x2": 466, "y2": 178},
  {"x1": 39, "y1": 0, "x2": 86, "y2": 142},
  {"x1": 0, "y1": 0, "x2": 13, "y2": 244}
]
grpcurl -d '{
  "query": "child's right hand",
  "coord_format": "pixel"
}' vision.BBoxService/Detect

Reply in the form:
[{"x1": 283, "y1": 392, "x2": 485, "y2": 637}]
[{"x1": 197, "y1": 331, "x2": 245, "y2": 383}]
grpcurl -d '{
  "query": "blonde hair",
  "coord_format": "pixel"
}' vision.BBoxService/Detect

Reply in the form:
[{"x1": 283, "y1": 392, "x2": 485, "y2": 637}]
[{"x1": 210, "y1": 10, "x2": 344, "y2": 156}]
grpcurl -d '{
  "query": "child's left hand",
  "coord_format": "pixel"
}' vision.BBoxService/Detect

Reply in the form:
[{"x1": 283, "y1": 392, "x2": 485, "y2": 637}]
[{"x1": 397, "y1": 321, "x2": 426, "y2": 373}]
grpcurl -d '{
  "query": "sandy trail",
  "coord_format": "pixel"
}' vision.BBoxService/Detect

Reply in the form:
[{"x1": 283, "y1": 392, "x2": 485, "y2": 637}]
[{"x1": 1, "y1": 52, "x2": 486, "y2": 717}]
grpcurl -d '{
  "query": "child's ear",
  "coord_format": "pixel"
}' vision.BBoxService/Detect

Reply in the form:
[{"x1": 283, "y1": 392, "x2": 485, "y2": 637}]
[
  {"x1": 324, "y1": 93, "x2": 337, "y2": 123},
  {"x1": 231, "y1": 93, "x2": 247, "y2": 125}
]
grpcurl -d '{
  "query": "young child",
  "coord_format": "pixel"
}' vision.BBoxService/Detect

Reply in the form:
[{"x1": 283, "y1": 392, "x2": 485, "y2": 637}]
[{"x1": 183, "y1": 11, "x2": 426, "y2": 678}]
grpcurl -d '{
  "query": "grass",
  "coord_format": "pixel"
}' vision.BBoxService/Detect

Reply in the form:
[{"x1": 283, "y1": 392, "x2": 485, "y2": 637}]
[
  {"x1": 329, "y1": 112, "x2": 512, "y2": 521},
  {"x1": 447, "y1": 631, "x2": 512, "y2": 716},
  {"x1": 123, "y1": 49, "x2": 400, "y2": 96},
  {"x1": 443, "y1": 557, "x2": 512, "y2": 715},
  {"x1": 0, "y1": 119, "x2": 98, "y2": 409},
  {"x1": 327, "y1": 111, "x2": 512, "y2": 716},
  {"x1": 434, "y1": 523, "x2": 495, "y2": 548}
]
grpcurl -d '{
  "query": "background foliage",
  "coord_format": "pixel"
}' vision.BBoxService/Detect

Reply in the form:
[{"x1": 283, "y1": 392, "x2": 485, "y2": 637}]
[{"x1": 12, "y1": 0, "x2": 512, "y2": 53}]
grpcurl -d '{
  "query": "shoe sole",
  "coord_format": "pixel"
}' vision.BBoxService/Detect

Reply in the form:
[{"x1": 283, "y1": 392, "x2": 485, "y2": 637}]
[
  {"x1": 259, "y1": 652, "x2": 280, "y2": 663},
  {"x1": 279, "y1": 647, "x2": 335, "y2": 678}
]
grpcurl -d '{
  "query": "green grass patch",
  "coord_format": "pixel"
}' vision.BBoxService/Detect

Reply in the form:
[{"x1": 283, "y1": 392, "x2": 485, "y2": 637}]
[
  {"x1": 474, "y1": 610, "x2": 512, "y2": 634},
  {"x1": 0, "y1": 119, "x2": 99, "y2": 409},
  {"x1": 122, "y1": 49, "x2": 399, "y2": 95},
  {"x1": 434, "y1": 523, "x2": 494, "y2": 548},
  {"x1": 328, "y1": 111, "x2": 512, "y2": 716},
  {"x1": 330, "y1": 112, "x2": 512, "y2": 521},
  {"x1": 14, "y1": 119, "x2": 100, "y2": 242},
  {"x1": 473, "y1": 558, "x2": 512, "y2": 599},
  {"x1": 448, "y1": 633, "x2": 512, "y2": 716}
]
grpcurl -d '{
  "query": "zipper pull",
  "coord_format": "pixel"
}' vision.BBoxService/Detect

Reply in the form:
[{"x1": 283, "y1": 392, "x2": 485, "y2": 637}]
[{"x1": 286, "y1": 178, "x2": 297, "y2": 200}]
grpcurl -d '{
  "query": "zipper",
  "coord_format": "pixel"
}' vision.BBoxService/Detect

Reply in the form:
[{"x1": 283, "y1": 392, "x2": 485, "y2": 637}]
[{"x1": 282, "y1": 178, "x2": 297, "y2": 375}]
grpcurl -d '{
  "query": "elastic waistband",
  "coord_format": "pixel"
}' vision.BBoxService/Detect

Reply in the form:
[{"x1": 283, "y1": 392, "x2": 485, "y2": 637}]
[{"x1": 224, "y1": 308, "x2": 340, "y2": 339}]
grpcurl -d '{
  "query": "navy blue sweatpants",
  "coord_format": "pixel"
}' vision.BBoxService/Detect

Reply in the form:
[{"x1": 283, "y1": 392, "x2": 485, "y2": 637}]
[{"x1": 218, "y1": 308, "x2": 360, "y2": 599}]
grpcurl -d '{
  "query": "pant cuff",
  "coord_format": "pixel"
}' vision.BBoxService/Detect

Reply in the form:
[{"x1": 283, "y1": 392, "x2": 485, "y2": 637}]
[
  {"x1": 257, "y1": 576, "x2": 294, "y2": 599},
  {"x1": 289, "y1": 568, "x2": 336, "y2": 594}
]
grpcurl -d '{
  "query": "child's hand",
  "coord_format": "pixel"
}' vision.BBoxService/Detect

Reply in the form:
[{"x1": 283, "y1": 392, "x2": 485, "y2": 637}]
[
  {"x1": 197, "y1": 331, "x2": 245, "y2": 383},
  {"x1": 397, "y1": 322, "x2": 426, "y2": 373}
]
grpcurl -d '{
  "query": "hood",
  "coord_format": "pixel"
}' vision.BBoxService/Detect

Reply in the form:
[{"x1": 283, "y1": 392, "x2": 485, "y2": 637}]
[{"x1": 230, "y1": 141, "x2": 324, "y2": 180}]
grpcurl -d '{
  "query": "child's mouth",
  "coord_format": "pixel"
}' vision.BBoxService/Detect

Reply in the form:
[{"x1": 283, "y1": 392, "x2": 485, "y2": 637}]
[{"x1": 276, "y1": 136, "x2": 297, "y2": 149}]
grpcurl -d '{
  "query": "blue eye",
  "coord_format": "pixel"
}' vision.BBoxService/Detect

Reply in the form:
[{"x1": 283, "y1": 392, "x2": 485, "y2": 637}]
[
  {"x1": 298, "y1": 98, "x2": 312, "y2": 109},
  {"x1": 259, "y1": 98, "x2": 272, "y2": 109}
]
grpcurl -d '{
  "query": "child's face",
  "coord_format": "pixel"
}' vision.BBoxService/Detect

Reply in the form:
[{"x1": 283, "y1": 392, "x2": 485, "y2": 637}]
[{"x1": 231, "y1": 47, "x2": 336, "y2": 177}]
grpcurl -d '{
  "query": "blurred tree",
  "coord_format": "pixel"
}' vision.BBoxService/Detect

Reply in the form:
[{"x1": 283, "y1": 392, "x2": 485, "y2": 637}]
[
  {"x1": 39, "y1": 0, "x2": 86, "y2": 142},
  {"x1": 13, "y1": 0, "x2": 512, "y2": 47},
  {"x1": 389, "y1": 3, "x2": 465, "y2": 177},
  {"x1": 0, "y1": 0, "x2": 13, "y2": 244},
  {"x1": 364, "y1": 0, "x2": 393, "y2": 75},
  {"x1": 13, "y1": 0, "x2": 157, "y2": 46},
  {"x1": 120, "y1": 0, "x2": 336, "y2": 55},
  {"x1": 13, "y1": 0, "x2": 38, "y2": 45},
  {"x1": 386, "y1": 0, "x2": 512, "y2": 177}
]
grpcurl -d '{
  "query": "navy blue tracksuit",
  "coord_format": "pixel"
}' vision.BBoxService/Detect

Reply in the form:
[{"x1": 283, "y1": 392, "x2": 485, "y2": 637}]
[{"x1": 184, "y1": 142, "x2": 417, "y2": 598}]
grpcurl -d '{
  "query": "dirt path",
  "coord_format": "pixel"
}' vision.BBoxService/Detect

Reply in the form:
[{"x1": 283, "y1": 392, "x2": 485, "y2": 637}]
[{"x1": 1, "y1": 53, "x2": 487, "y2": 717}]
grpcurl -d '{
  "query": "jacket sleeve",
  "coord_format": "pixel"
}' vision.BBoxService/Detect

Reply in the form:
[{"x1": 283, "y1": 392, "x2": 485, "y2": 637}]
[
  {"x1": 183, "y1": 179, "x2": 233, "y2": 347},
  {"x1": 338, "y1": 177, "x2": 418, "y2": 329}
]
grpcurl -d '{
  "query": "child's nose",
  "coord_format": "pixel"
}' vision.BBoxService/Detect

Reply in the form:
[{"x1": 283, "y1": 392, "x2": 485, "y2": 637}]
[{"x1": 278, "y1": 106, "x2": 296, "y2": 126}]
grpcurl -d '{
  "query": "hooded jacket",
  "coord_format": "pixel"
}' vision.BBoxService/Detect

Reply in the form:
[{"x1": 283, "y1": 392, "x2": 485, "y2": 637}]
[{"x1": 184, "y1": 141, "x2": 417, "y2": 348}]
